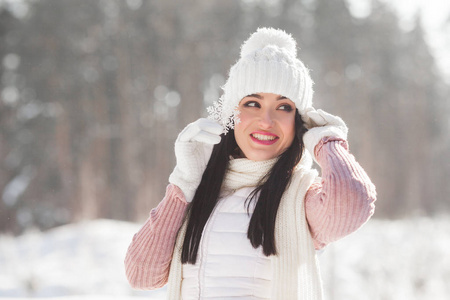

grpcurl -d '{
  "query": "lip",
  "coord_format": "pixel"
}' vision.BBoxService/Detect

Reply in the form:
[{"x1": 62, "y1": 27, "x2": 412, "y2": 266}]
[{"x1": 250, "y1": 131, "x2": 279, "y2": 145}]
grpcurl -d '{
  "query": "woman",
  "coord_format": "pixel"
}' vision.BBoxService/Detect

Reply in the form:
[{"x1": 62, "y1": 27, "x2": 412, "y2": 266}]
[{"x1": 125, "y1": 28, "x2": 376, "y2": 300}]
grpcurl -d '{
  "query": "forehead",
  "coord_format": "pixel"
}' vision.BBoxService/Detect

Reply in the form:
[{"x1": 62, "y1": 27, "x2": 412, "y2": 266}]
[{"x1": 240, "y1": 93, "x2": 295, "y2": 104}]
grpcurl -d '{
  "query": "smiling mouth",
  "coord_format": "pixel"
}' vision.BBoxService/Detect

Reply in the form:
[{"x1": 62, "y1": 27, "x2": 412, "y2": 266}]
[
  {"x1": 250, "y1": 133, "x2": 279, "y2": 145},
  {"x1": 251, "y1": 133, "x2": 277, "y2": 141}
]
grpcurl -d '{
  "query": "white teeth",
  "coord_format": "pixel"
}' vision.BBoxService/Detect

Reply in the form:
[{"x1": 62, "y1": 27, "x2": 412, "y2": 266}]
[{"x1": 252, "y1": 133, "x2": 276, "y2": 141}]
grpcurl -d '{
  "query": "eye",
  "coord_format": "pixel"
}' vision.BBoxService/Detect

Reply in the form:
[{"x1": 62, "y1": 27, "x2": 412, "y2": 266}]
[
  {"x1": 243, "y1": 101, "x2": 261, "y2": 108},
  {"x1": 278, "y1": 104, "x2": 293, "y2": 112}
]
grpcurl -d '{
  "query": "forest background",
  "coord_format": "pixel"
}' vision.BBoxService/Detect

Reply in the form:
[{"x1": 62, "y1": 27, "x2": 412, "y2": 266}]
[
  {"x1": 0, "y1": 0, "x2": 449, "y2": 234},
  {"x1": 1, "y1": 0, "x2": 450, "y2": 299}
]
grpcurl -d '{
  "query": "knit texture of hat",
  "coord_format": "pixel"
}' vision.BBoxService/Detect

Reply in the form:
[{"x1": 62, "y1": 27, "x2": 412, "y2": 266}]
[{"x1": 208, "y1": 27, "x2": 314, "y2": 133}]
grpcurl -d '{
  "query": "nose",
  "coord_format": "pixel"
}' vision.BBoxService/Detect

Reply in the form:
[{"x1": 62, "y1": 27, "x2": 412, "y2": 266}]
[{"x1": 258, "y1": 110, "x2": 274, "y2": 129}]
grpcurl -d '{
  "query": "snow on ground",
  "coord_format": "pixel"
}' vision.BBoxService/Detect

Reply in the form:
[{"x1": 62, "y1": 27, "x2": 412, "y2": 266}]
[
  {"x1": 319, "y1": 217, "x2": 450, "y2": 300},
  {"x1": 0, "y1": 217, "x2": 449, "y2": 300},
  {"x1": 0, "y1": 220, "x2": 163, "y2": 299}
]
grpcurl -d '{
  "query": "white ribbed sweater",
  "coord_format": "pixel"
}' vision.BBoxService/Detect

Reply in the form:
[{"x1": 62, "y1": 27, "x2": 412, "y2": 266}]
[{"x1": 166, "y1": 157, "x2": 323, "y2": 300}]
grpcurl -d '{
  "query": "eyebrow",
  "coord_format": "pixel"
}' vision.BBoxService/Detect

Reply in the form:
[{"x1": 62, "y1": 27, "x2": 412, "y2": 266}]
[{"x1": 245, "y1": 94, "x2": 288, "y2": 100}]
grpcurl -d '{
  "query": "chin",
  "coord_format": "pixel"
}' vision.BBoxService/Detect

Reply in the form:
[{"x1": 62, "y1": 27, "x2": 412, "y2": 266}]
[{"x1": 247, "y1": 152, "x2": 278, "y2": 161}]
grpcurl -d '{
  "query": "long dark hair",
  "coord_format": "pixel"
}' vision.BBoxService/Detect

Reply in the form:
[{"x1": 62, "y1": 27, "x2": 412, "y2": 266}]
[{"x1": 181, "y1": 110, "x2": 307, "y2": 264}]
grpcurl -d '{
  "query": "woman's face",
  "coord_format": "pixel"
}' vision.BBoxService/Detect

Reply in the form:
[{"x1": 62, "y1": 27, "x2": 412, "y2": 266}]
[{"x1": 234, "y1": 92, "x2": 296, "y2": 161}]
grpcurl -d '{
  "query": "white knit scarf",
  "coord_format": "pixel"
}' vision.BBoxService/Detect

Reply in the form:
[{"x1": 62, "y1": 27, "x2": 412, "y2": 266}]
[
  {"x1": 221, "y1": 157, "x2": 277, "y2": 193},
  {"x1": 166, "y1": 155, "x2": 323, "y2": 300}
]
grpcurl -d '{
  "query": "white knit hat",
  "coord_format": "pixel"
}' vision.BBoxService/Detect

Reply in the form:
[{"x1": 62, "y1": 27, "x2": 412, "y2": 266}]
[{"x1": 208, "y1": 27, "x2": 314, "y2": 133}]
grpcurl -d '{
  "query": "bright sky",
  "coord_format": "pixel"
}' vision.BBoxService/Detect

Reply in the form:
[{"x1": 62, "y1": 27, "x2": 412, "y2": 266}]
[{"x1": 347, "y1": 0, "x2": 450, "y2": 83}]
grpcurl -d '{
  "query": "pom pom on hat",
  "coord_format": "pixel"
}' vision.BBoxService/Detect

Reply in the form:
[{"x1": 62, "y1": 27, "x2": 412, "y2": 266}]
[{"x1": 240, "y1": 27, "x2": 297, "y2": 58}]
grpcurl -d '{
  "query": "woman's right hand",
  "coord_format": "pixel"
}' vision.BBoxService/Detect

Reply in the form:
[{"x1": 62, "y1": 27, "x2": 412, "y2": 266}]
[{"x1": 168, "y1": 118, "x2": 223, "y2": 202}]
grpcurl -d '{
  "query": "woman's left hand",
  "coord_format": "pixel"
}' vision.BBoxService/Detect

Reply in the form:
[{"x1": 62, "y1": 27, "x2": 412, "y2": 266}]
[{"x1": 302, "y1": 108, "x2": 348, "y2": 157}]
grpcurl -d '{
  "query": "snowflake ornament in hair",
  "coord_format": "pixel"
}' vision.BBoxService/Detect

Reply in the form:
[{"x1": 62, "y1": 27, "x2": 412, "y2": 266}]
[{"x1": 208, "y1": 27, "x2": 314, "y2": 133}]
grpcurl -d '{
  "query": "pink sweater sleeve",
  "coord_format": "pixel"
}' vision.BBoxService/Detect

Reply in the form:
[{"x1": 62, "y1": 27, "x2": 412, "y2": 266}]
[
  {"x1": 305, "y1": 137, "x2": 376, "y2": 250},
  {"x1": 124, "y1": 184, "x2": 188, "y2": 290}
]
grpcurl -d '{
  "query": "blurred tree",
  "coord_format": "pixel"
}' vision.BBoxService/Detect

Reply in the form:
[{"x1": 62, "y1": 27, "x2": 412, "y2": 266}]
[
  {"x1": 0, "y1": 7, "x2": 23, "y2": 233},
  {"x1": 398, "y1": 15, "x2": 443, "y2": 215}
]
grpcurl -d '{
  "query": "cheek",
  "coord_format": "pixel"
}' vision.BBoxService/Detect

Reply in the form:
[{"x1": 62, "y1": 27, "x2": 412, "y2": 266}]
[
  {"x1": 234, "y1": 110, "x2": 250, "y2": 132},
  {"x1": 282, "y1": 118, "x2": 296, "y2": 143},
  {"x1": 236, "y1": 108, "x2": 250, "y2": 123},
  {"x1": 234, "y1": 121, "x2": 246, "y2": 145}
]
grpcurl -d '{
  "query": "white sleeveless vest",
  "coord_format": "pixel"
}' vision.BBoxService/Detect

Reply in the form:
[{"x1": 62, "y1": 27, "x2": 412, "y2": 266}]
[
  {"x1": 166, "y1": 155, "x2": 324, "y2": 300},
  {"x1": 181, "y1": 186, "x2": 271, "y2": 299}
]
